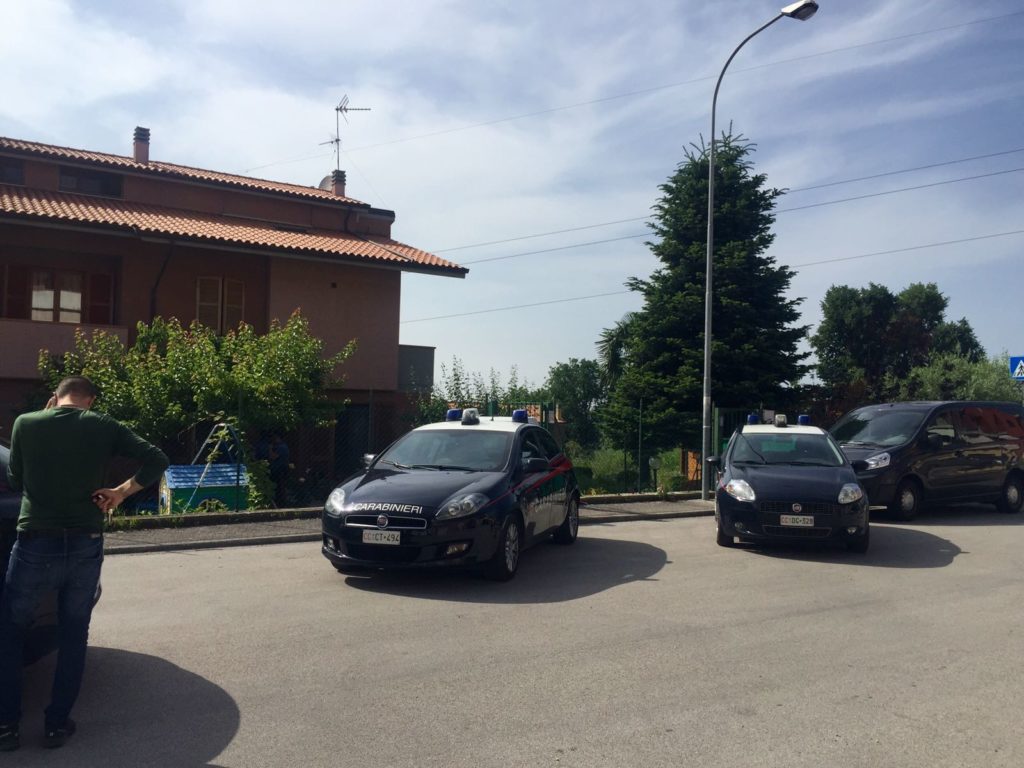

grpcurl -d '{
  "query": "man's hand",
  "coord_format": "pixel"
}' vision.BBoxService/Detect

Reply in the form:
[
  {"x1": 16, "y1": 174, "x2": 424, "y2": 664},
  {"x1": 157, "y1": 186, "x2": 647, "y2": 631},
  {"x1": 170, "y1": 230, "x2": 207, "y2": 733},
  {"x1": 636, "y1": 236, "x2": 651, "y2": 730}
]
[
  {"x1": 92, "y1": 488, "x2": 127, "y2": 513},
  {"x1": 91, "y1": 477, "x2": 144, "y2": 514}
]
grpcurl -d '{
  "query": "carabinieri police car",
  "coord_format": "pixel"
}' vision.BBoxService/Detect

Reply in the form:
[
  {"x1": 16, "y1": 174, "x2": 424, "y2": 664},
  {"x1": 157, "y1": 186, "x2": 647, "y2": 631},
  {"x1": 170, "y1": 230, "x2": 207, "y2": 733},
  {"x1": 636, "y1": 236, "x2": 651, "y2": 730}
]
[
  {"x1": 321, "y1": 408, "x2": 580, "y2": 581},
  {"x1": 709, "y1": 414, "x2": 870, "y2": 552}
]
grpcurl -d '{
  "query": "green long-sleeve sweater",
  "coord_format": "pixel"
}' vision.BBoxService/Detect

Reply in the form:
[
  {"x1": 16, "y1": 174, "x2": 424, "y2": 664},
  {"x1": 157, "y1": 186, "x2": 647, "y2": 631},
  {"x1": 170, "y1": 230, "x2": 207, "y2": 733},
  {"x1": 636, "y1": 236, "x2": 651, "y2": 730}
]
[{"x1": 5, "y1": 407, "x2": 169, "y2": 532}]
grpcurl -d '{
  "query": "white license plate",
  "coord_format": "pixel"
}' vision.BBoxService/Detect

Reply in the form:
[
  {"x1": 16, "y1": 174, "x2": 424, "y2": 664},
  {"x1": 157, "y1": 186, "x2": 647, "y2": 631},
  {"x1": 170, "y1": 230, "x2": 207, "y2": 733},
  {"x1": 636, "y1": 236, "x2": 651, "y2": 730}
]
[
  {"x1": 780, "y1": 515, "x2": 814, "y2": 527},
  {"x1": 362, "y1": 530, "x2": 401, "y2": 545}
]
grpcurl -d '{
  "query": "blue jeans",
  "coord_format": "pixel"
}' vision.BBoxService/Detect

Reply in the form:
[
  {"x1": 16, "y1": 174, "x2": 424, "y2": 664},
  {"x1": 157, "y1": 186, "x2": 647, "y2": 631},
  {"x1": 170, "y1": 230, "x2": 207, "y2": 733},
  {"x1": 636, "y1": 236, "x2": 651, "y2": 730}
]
[{"x1": 0, "y1": 533, "x2": 103, "y2": 727}]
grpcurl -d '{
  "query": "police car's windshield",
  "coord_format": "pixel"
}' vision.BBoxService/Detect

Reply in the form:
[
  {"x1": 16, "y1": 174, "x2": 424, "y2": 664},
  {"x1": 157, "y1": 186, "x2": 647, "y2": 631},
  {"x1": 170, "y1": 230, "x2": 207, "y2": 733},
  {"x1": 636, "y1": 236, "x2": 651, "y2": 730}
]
[
  {"x1": 831, "y1": 409, "x2": 926, "y2": 448},
  {"x1": 731, "y1": 433, "x2": 845, "y2": 467},
  {"x1": 376, "y1": 429, "x2": 513, "y2": 472}
]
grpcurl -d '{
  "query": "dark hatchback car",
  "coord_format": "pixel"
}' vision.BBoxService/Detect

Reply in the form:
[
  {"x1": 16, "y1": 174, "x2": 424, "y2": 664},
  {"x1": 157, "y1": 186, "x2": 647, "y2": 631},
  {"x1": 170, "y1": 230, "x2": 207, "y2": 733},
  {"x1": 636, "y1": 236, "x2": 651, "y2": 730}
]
[
  {"x1": 831, "y1": 401, "x2": 1024, "y2": 520},
  {"x1": 710, "y1": 416, "x2": 870, "y2": 552},
  {"x1": 321, "y1": 408, "x2": 580, "y2": 581}
]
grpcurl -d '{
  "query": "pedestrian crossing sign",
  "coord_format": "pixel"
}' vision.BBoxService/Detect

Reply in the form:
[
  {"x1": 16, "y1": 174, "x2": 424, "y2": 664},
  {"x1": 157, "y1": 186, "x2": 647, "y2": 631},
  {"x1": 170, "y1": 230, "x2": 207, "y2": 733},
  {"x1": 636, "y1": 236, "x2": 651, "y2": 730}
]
[{"x1": 1012, "y1": 356, "x2": 1024, "y2": 380}]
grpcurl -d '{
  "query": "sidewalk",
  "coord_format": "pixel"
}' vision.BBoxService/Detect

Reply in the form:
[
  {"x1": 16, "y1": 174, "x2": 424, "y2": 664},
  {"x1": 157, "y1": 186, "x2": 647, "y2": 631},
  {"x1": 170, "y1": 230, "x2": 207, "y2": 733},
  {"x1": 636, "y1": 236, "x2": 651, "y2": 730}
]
[{"x1": 103, "y1": 497, "x2": 715, "y2": 555}]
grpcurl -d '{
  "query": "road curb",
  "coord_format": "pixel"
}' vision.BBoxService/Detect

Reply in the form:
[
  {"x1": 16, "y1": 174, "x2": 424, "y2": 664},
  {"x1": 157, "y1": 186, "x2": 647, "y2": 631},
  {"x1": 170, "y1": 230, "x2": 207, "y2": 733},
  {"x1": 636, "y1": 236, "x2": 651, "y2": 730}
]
[{"x1": 104, "y1": 508, "x2": 715, "y2": 555}]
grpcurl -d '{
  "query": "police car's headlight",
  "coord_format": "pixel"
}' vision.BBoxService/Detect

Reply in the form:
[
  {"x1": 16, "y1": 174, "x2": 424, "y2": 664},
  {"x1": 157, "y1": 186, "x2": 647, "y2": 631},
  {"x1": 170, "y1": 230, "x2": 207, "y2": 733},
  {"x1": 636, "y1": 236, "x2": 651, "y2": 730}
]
[
  {"x1": 436, "y1": 493, "x2": 489, "y2": 520},
  {"x1": 325, "y1": 488, "x2": 346, "y2": 517},
  {"x1": 865, "y1": 452, "x2": 890, "y2": 470},
  {"x1": 724, "y1": 479, "x2": 756, "y2": 503},
  {"x1": 838, "y1": 484, "x2": 864, "y2": 504}
]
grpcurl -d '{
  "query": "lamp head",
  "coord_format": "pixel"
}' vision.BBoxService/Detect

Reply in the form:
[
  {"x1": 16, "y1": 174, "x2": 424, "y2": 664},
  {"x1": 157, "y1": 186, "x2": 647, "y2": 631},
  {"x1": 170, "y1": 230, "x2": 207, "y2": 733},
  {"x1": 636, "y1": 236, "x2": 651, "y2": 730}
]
[{"x1": 781, "y1": 0, "x2": 819, "y2": 20}]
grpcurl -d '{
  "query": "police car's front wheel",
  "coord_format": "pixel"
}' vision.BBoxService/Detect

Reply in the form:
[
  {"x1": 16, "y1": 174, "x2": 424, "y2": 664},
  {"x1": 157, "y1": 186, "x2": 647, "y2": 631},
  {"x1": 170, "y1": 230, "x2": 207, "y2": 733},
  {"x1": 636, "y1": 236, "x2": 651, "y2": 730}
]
[
  {"x1": 485, "y1": 515, "x2": 522, "y2": 581},
  {"x1": 552, "y1": 497, "x2": 579, "y2": 545}
]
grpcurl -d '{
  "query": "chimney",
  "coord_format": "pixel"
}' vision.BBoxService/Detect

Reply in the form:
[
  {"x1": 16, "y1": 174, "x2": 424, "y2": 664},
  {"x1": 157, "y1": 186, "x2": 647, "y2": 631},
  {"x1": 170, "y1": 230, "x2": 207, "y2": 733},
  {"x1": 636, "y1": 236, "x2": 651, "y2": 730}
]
[
  {"x1": 133, "y1": 126, "x2": 150, "y2": 163},
  {"x1": 331, "y1": 169, "x2": 346, "y2": 197}
]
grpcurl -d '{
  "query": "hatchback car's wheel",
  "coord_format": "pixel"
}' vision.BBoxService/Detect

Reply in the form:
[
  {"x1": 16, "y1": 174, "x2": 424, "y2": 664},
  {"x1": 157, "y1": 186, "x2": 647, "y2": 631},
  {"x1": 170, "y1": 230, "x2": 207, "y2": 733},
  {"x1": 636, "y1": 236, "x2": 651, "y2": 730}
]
[
  {"x1": 485, "y1": 516, "x2": 522, "y2": 581},
  {"x1": 846, "y1": 524, "x2": 870, "y2": 553},
  {"x1": 997, "y1": 473, "x2": 1024, "y2": 514},
  {"x1": 552, "y1": 496, "x2": 579, "y2": 544},
  {"x1": 716, "y1": 523, "x2": 734, "y2": 547},
  {"x1": 889, "y1": 478, "x2": 921, "y2": 521}
]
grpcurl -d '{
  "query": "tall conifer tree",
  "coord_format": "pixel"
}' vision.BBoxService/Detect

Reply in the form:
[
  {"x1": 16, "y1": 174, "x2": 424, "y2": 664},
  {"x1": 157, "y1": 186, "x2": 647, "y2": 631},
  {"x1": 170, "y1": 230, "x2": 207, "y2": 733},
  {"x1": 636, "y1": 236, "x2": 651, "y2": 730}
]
[{"x1": 601, "y1": 133, "x2": 808, "y2": 451}]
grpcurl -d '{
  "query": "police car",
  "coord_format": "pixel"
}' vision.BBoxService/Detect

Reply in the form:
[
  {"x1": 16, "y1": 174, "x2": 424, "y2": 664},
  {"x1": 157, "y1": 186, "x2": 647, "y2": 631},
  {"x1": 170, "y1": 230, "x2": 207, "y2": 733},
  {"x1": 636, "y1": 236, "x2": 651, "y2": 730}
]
[
  {"x1": 321, "y1": 408, "x2": 580, "y2": 580},
  {"x1": 709, "y1": 414, "x2": 870, "y2": 552}
]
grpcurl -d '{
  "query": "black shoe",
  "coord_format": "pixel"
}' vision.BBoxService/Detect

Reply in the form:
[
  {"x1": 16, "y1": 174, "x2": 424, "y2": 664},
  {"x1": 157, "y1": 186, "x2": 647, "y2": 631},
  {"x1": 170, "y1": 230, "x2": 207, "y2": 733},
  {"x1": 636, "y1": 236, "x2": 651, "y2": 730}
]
[
  {"x1": 44, "y1": 718, "x2": 75, "y2": 749},
  {"x1": 0, "y1": 723, "x2": 18, "y2": 752}
]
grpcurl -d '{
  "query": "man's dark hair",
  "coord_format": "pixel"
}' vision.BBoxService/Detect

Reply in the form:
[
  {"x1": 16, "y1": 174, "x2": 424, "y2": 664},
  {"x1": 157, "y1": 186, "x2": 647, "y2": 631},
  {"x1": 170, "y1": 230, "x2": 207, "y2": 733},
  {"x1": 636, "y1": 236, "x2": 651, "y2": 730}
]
[{"x1": 55, "y1": 376, "x2": 99, "y2": 400}]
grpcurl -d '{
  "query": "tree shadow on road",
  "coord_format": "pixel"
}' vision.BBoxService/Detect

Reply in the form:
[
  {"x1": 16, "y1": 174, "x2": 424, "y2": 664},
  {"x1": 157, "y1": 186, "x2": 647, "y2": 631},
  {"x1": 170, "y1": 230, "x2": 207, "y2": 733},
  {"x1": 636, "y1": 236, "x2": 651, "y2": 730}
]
[
  {"x1": 736, "y1": 523, "x2": 962, "y2": 569},
  {"x1": 341, "y1": 535, "x2": 667, "y2": 604},
  {"x1": 18, "y1": 648, "x2": 238, "y2": 767}
]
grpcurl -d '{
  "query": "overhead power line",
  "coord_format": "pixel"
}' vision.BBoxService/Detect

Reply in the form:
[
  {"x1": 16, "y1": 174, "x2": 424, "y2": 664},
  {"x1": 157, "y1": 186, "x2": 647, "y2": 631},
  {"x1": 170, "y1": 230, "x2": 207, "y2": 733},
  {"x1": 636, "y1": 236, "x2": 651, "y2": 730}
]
[
  {"x1": 435, "y1": 148, "x2": 1024, "y2": 254},
  {"x1": 401, "y1": 291, "x2": 632, "y2": 324},
  {"x1": 402, "y1": 228, "x2": 1024, "y2": 323},
  {"x1": 456, "y1": 165, "x2": 1024, "y2": 265}
]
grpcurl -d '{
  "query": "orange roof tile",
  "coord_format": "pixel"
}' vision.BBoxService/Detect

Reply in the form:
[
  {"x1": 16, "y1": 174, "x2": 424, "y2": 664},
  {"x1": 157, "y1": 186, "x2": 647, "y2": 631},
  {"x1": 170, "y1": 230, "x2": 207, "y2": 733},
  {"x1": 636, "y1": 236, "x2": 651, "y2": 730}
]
[
  {"x1": 0, "y1": 184, "x2": 466, "y2": 277},
  {"x1": 0, "y1": 136, "x2": 370, "y2": 206}
]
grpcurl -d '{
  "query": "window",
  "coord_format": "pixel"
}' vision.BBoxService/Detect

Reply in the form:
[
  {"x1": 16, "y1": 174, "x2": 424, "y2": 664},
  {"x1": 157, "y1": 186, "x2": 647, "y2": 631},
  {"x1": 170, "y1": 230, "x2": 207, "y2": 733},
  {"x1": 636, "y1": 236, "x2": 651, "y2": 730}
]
[
  {"x1": 223, "y1": 279, "x2": 244, "y2": 331},
  {"x1": 196, "y1": 277, "x2": 222, "y2": 330},
  {"x1": 58, "y1": 166, "x2": 123, "y2": 198},
  {"x1": 196, "y1": 277, "x2": 245, "y2": 333},
  {"x1": 0, "y1": 158, "x2": 24, "y2": 185},
  {"x1": 2, "y1": 265, "x2": 112, "y2": 323},
  {"x1": 31, "y1": 271, "x2": 81, "y2": 323}
]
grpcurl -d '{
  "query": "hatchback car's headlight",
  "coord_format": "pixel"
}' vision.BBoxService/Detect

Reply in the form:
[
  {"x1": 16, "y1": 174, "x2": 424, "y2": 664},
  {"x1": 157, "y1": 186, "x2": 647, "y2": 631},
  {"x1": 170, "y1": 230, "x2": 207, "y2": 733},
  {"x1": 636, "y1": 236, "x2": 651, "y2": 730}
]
[
  {"x1": 325, "y1": 488, "x2": 346, "y2": 517},
  {"x1": 864, "y1": 452, "x2": 890, "y2": 470},
  {"x1": 838, "y1": 484, "x2": 864, "y2": 504},
  {"x1": 436, "y1": 492, "x2": 489, "y2": 520},
  {"x1": 724, "y1": 479, "x2": 756, "y2": 502}
]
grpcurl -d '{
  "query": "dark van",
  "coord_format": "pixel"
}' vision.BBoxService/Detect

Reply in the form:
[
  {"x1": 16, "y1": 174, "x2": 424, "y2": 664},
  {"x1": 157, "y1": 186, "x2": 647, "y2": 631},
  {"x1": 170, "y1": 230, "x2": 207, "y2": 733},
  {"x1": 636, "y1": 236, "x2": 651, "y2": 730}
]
[{"x1": 830, "y1": 401, "x2": 1024, "y2": 520}]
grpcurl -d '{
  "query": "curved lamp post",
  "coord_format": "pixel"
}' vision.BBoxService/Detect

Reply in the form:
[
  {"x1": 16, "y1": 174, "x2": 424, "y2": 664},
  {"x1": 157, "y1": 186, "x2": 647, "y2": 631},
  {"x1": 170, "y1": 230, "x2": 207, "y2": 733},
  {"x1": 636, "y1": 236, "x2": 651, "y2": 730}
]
[{"x1": 701, "y1": 0, "x2": 819, "y2": 499}]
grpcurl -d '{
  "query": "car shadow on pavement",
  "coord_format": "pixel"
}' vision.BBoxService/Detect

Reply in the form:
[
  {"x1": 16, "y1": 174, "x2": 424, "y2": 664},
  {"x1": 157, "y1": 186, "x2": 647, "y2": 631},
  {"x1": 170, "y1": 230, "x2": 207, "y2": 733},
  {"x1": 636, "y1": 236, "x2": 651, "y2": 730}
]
[
  {"x1": 17, "y1": 648, "x2": 238, "y2": 767},
  {"x1": 873, "y1": 503, "x2": 1024, "y2": 527},
  {"x1": 341, "y1": 535, "x2": 667, "y2": 604},
  {"x1": 737, "y1": 523, "x2": 962, "y2": 569}
]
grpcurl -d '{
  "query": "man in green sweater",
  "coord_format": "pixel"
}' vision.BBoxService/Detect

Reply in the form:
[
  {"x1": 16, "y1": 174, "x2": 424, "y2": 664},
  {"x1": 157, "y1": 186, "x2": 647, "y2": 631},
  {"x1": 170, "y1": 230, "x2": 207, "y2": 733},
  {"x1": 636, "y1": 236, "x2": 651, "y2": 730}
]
[{"x1": 0, "y1": 376, "x2": 168, "y2": 751}]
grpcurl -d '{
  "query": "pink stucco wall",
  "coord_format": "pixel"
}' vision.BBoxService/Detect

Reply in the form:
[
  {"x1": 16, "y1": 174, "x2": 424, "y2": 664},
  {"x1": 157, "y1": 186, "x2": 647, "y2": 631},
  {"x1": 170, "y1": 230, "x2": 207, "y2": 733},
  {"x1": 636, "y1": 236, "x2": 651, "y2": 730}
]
[{"x1": 268, "y1": 259, "x2": 400, "y2": 391}]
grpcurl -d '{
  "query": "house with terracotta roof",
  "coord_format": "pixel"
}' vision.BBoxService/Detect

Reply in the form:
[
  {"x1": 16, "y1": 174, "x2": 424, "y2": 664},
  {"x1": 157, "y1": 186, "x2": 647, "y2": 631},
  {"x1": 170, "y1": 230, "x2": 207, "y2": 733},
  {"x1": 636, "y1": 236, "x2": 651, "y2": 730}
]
[{"x1": 0, "y1": 127, "x2": 466, "y2": 480}]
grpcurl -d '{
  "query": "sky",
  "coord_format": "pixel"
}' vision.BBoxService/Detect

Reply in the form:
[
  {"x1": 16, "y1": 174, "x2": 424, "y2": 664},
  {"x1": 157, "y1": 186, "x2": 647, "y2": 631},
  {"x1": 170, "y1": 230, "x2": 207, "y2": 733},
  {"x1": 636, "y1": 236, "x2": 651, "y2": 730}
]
[{"x1": 3, "y1": 1, "x2": 1023, "y2": 390}]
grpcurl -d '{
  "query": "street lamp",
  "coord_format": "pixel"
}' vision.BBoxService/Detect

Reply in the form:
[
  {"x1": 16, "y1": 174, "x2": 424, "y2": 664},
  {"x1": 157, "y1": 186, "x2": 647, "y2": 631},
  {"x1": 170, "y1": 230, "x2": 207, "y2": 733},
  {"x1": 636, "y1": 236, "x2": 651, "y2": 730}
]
[{"x1": 701, "y1": 0, "x2": 818, "y2": 499}]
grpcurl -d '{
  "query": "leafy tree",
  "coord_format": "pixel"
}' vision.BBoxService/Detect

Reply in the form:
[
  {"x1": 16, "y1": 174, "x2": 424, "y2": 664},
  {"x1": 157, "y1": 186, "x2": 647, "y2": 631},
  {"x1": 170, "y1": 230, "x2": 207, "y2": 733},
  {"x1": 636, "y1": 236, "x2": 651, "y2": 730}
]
[
  {"x1": 544, "y1": 358, "x2": 605, "y2": 449},
  {"x1": 601, "y1": 132, "x2": 808, "y2": 451},
  {"x1": 811, "y1": 282, "x2": 985, "y2": 404},
  {"x1": 409, "y1": 357, "x2": 542, "y2": 426},
  {"x1": 38, "y1": 312, "x2": 353, "y2": 449},
  {"x1": 891, "y1": 354, "x2": 1024, "y2": 402},
  {"x1": 596, "y1": 312, "x2": 636, "y2": 388}
]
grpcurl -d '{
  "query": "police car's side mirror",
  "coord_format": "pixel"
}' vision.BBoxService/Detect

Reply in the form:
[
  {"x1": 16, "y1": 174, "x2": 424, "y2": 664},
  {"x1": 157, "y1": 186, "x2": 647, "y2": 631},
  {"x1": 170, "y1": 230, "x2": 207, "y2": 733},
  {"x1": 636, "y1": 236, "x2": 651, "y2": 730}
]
[
  {"x1": 525, "y1": 457, "x2": 549, "y2": 473},
  {"x1": 706, "y1": 456, "x2": 721, "y2": 470}
]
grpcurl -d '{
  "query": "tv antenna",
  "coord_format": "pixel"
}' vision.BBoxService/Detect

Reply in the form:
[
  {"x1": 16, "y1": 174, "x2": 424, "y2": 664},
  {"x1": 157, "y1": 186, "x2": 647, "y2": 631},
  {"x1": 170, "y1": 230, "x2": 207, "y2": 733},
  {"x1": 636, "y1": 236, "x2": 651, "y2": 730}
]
[{"x1": 320, "y1": 95, "x2": 371, "y2": 172}]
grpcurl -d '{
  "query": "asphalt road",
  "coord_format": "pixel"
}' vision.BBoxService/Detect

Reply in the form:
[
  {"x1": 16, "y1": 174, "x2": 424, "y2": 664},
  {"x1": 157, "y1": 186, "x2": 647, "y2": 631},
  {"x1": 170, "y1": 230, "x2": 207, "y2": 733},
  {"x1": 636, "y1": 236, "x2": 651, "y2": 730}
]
[{"x1": 13, "y1": 508, "x2": 1024, "y2": 767}]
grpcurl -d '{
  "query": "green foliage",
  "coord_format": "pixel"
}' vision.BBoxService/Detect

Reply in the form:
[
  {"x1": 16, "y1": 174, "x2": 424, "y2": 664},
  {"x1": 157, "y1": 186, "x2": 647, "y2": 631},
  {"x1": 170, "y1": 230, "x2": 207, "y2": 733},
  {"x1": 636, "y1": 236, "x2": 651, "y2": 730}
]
[
  {"x1": 543, "y1": 358, "x2": 605, "y2": 450},
  {"x1": 38, "y1": 312, "x2": 353, "y2": 447},
  {"x1": 571, "y1": 446, "x2": 694, "y2": 495},
  {"x1": 600, "y1": 132, "x2": 807, "y2": 453},
  {"x1": 891, "y1": 354, "x2": 1024, "y2": 402},
  {"x1": 811, "y1": 282, "x2": 986, "y2": 406},
  {"x1": 409, "y1": 356, "x2": 543, "y2": 427}
]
